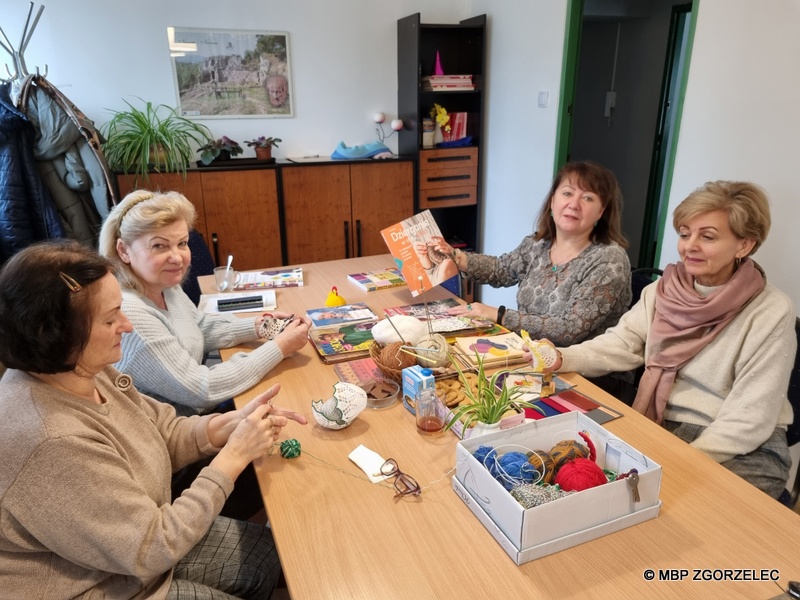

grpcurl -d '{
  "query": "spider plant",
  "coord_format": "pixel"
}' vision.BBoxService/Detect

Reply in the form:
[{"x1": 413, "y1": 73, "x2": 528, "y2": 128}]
[
  {"x1": 443, "y1": 352, "x2": 541, "y2": 438},
  {"x1": 101, "y1": 98, "x2": 212, "y2": 184}
]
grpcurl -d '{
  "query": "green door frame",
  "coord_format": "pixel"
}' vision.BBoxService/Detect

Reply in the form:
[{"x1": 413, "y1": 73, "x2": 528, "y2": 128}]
[{"x1": 553, "y1": 0, "x2": 584, "y2": 174}]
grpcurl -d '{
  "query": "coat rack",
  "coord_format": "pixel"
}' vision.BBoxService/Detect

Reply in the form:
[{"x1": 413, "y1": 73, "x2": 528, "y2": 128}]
[{"x1": 0, "y1": 2, "x2": 48, "y2": 83}]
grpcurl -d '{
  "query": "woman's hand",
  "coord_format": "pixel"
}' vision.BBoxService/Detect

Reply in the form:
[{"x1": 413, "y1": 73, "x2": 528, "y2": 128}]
[
  {"x1": 274, "y1": 316, "x2": 311, "y2": 355},
  {"x1": 209, "y1": 384, "x2": 308, "y2": 479},
  {"x1": 522, "y1": 338, "x2": 563, "y2": 372},
  {"x1": 447, "y1": 301, "x2": 497, "y2": 321},
  {"x1": 429, "y1": 235, "x2": 454, "y2": 256}
]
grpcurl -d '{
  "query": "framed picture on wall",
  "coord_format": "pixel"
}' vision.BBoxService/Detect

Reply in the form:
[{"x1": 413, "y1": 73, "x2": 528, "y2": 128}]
[{"x1": 168, "y1": 27, "x2": 294, "y2": 118}]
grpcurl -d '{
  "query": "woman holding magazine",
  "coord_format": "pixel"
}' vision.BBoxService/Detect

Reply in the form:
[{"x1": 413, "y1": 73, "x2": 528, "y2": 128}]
[{"x1": 437, "y1": 161, "x2": 631, "y2": 347}]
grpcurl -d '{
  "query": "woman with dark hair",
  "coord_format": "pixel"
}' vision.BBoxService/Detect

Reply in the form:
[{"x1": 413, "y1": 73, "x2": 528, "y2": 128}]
[
  {"x1": 531, "y1": 181, "x2": 795, "y2": 498},
  {"x1": 0, "y1": 240, "x2": 306, "y2": 597},
  {"x1": 439, "y1": 161, "x2": 631, "y2": 346}
]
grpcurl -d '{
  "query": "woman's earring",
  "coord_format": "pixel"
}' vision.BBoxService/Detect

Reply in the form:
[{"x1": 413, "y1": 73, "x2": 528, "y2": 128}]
[
  {"x1": 734, "y1": 257, "x2": 742, "y2": 270},
  {"x1": 593, "y1": 221, "x2": 598, "y2": 228}
]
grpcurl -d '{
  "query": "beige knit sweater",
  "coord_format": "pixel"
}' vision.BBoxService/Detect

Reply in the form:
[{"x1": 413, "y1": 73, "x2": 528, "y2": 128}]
[
  {"x1": 0, "y1": 367, "x2": 233, "y2": 599},
  {"x1": 560, "y1": 280, "x2": 795, "y2": 462}
]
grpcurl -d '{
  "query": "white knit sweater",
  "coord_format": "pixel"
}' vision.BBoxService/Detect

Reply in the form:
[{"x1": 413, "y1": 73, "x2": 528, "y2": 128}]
[
  {"x1": 115, "y1": 286, "x2": 284, "y2": 413},
  {"x1": 560, "y1": 279, "x2": 796, "y2": 462}
]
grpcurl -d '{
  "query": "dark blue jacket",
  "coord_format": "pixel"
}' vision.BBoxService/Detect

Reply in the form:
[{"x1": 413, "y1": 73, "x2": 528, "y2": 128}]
[{"x1": 0, "y1": 82, "x2": 64, "y2": 265}]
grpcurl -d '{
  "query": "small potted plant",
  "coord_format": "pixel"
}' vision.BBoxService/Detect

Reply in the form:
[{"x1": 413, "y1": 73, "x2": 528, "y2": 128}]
[
  {"x1": 197, "y1": 136, "x2": 244, "y2": 165},
  {"x1": 244, "y1": 136, "x2": 282, "y2": 161},
  {"x1": 443, "y1": 353, "x2": 541, "y2": 439}
]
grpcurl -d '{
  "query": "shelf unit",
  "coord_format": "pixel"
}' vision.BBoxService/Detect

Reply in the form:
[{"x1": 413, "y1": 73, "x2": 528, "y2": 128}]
[{"x1": 397, "y1": 12, "x2": 486, "y2": 260}]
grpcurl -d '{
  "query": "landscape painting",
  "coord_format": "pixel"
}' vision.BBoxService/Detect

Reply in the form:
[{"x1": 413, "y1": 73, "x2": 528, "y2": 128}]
[{"x1": 169, "y1": 27, "x2": 293, "y2": 118}]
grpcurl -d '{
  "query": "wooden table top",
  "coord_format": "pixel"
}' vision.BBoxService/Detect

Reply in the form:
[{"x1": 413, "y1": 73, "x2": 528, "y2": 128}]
[{"x1": 200, "y1": 254, "x2": 800, "y2": 600}]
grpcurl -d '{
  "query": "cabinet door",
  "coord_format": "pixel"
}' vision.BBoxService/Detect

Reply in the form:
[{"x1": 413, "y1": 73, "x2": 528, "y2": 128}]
[
  {"x1": 116, "y1": 172, "x2": 207, "y2": 240},
  {"x1": 281, "y1": 165, "x2": 351, "y2": 264},
  {"x1": 350, "y1": 162, "x2": 414, "y2": 257},
  {"x1": 199, "y1": 170, "x2": 281, "y2": 271}
]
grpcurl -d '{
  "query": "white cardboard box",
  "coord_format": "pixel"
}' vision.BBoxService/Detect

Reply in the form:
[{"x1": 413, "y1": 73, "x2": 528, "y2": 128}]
[{"x1": 453, "y1": 412, "x2": 662, "y2": 564}]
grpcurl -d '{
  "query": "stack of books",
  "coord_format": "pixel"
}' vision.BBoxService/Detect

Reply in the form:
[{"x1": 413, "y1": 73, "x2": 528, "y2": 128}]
[
  {"x1": 305, "y1": 303, "x2": 380, "y2": 364},
  {"x1": 422, "y1": 74, "x2": 474, "y2": 91},
  {"x1": 347, "y1": 268, "x2": 406, "y2": 292},
  {"x1": 234, "y1": 267, "x2": 303, "y2": 290}
]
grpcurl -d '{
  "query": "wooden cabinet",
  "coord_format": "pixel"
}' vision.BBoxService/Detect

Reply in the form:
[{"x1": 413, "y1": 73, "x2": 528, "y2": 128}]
[
  {"x1": 116, "y1": 168, "x2": 281, "y2": 271},
  {"x1": 281, "y1": 161, "x2": 414, "y2": 264},
  {"x1": 418, "y1": 147, "x2": 478, "y2": 209}
]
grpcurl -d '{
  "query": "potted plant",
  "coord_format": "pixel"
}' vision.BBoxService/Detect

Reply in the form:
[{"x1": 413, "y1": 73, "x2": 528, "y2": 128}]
[
  {"x1": 443, "y1": 354, "x2": 541, "y2": 439},
  {"x1": 101, "y1": 98, "x2": 212, "y2": 184},
  {"x1": 244, "y1": 136, "x2": 282, "y2": 161},
  {"x1": 197, "y1": 136, "x2": 244, "y2": 165}
]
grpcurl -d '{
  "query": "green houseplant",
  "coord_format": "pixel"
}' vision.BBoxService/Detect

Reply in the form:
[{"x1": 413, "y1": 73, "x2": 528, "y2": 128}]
[
  {"x1": 101, "y1": 98, "x2": 212, "y2": 184},
  {"x1": 197, "y1": 136, "x2": 244, "y2": 165},
  {"x1": 443, "y1": 354, "x2": 542, "y2": 439},
  {"x1": 244, "y1": 136, "x2": 282, "y2": 161}
]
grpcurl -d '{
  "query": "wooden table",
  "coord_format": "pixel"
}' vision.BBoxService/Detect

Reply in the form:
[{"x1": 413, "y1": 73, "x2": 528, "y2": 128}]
[{"x1": 201, "y1": 255, "x2": 800, "y2": 600}]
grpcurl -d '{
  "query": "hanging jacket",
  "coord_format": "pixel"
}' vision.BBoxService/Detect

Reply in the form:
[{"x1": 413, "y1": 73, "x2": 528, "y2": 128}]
[
  {"x1": 17, "y1": 75, "x2": 115, "y2": 247},
  {"x1": 0, "y1": 82, "x2": 64, "y2": 265}
]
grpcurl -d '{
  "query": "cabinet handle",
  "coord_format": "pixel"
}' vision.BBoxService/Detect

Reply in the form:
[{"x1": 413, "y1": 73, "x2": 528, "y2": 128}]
[
  {"x1": 426, "y1": 193, "x2": 472, "y2": 202},
  {"x1": 355, "y1": 220, "x2": 362, "y2": 257},
  {"x1": 426, "y1": 174, "x2": 471, "y2": 183},
  {"x1": 427, "y1": 154, "x2": 473, "y2": 163},
  {"x1": 343, "y1": 221, "x2": 350, "y2": 259},
  {"x1": 211, "y1": 233, "x2": 220, "y2": 266}
]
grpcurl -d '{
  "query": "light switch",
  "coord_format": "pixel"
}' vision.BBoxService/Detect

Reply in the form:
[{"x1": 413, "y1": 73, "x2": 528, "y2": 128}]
[{"x1": 538, "y1": 91, "x2": 549, "y2": 108}]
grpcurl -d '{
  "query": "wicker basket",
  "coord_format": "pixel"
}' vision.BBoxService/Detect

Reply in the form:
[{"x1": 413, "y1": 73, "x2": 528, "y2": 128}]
[{"x1": 369, "y1": 342, "x2": 407, "y2": 383}]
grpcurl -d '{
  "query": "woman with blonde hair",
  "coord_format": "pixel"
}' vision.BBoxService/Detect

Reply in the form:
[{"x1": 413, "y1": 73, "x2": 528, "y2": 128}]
[
  {"x1": 99, "y1": 190, "x2": 310, "y2": 417},
  {"x1": 530, "y1": 181, "x2": 795, "y2": 498}
]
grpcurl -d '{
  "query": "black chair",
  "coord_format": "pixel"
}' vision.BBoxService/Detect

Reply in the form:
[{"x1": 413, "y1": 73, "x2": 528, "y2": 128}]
[
  {"x1": 182, "y1": 229, "x2": 216, "y2": 306},
  {"x1": 779, "y1": 318, "x2": 800, "y2": 508},
  {"x1": 630, "y1": 267, "x2": 663, "y2": 308}
]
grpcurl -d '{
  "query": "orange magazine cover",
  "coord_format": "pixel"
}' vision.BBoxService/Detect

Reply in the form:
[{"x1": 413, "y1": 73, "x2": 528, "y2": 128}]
[{"x1": 380, "y1": 209, "x2": 458, "y2": 297}]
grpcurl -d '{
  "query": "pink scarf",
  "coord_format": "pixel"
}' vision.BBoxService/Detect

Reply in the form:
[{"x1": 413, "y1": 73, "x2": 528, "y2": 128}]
[{"x1": 632, "y1": 258, "x2": 766, "y2": 423}]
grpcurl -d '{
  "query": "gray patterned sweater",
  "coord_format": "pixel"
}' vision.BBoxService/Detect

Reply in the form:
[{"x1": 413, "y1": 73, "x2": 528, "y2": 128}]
[
  {"x1": 465, "y1": 236, "x2": 631, "y2": 346},
  {"x1": 115, "y1": 286, "x2": 283, "y2": 414}
]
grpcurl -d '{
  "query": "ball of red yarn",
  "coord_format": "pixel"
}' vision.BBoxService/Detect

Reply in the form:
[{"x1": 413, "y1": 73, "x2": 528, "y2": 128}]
[{"x1": 554, "y1": 457, "x2": 607, "y2": 491}]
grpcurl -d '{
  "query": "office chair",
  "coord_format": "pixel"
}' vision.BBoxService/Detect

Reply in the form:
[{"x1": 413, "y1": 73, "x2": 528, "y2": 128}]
[
  {"x1": 779, "y1": 317, "x2": 800, "y2": 509},
  {"x1": 183, "y1": 229, "x2": 216, "y2": 306},
  {"x1": 630, "y1": 267, "x2": 663, "y2": 308}
]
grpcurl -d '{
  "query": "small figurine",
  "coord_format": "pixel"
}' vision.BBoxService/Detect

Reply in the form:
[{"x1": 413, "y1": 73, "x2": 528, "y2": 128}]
[{"x1": 325, "y1": 286, "x2": 347, "y2": 307}]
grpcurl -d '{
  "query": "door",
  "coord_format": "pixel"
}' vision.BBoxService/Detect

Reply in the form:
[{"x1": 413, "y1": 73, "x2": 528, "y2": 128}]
[
  {"x1": 555, "y1": 0, "x2": 695, "y2": 268},
  {"x1": 281, "y1": 165, "x2": 351, "y2": 264},
  {"x1": 350, "y1": 162, "x2": 414, "y2": 257}
]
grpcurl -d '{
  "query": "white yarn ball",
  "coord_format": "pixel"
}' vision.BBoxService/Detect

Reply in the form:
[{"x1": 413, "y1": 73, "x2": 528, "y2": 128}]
[{"x1": 371, "y1": 315, "x2": 427, "y2": 346}]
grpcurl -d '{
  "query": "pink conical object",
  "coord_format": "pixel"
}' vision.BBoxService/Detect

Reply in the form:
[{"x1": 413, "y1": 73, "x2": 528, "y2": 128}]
[{"x1": 434, "y1": 51, "x2": 444, "y2": 75}]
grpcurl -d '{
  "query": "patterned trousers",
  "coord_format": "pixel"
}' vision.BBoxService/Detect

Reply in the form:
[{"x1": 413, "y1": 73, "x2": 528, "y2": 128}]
[{"x1": 167, "y1": 516, "x2": 281, "y2": 599}]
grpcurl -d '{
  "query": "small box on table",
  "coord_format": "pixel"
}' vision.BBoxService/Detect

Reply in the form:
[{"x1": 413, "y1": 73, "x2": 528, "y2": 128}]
[{"x1": 453, "y1": 412, "x2": 662, "y2": 565}]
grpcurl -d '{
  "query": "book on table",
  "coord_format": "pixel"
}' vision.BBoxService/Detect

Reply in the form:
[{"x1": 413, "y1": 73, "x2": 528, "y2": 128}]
[
  {"x1": 305, "y1": 302, "x2": 379, "y2": 328},
  {"x1": 451, "y1": 331, "x2": 529, "y2": 368},
  {"x1": 308, "y1": 322, "x2": 376, "y2": 364},
  {"x1": 347, "y1": 268, "x2": 406, "y2": 292},
  {"x1": 382, "y1": 298, "x2": 496, "y2": 336},
  {"x1": 234, "y1": 267, "x2": 303, "y2": 290}
]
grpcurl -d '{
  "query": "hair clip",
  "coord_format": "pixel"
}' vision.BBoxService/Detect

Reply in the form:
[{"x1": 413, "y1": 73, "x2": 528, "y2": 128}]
[{"x1": 58, "y1": 271, "x2": 82, "y2": 292}]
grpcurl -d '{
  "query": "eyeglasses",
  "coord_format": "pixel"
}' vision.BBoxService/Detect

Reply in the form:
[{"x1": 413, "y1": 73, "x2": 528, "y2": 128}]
[{"x1": 378, "y1": 458, "x2": 421, "y2": 499}]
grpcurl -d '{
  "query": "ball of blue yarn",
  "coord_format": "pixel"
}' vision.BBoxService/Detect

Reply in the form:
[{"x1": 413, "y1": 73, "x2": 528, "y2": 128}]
[
  {"x1": 496, "y1": 452, "x2": 538, "y2": 490},
  {"x1": 473, "y1": 445, "x2": 497, "y2": 474}
]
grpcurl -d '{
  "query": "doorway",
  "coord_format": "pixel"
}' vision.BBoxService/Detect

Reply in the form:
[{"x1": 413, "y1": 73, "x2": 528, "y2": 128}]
[{"x1": 554, "y1": 0, "x2": 695, "y2": 268}]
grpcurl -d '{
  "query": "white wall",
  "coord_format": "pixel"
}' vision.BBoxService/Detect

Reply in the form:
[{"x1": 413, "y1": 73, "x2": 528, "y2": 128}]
[
  {"x1": 662, "y1": 0, "x2": 800, "y2": 310},
  {"x1": 0, "y1": 0, "x2": 467, "y2": 157}
]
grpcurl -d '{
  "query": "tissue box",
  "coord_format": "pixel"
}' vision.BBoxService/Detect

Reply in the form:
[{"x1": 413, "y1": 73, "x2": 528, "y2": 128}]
[{"x1": 453, "y1": 412, "x2": 662, "y2": 564}]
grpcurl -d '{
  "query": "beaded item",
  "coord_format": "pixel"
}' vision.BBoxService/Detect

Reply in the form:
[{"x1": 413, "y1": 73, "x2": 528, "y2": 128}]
[
  {"x1": 311, "y1": 382, "x2": 367, "y2": 429},
  {"x1": 510, "y1": 483, "x2": 576, "y2": 509}
]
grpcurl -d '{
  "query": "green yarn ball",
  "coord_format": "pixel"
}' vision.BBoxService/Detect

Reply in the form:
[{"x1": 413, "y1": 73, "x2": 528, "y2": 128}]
[{"x1": 280, "y1": 439, "x2": 302, "y2": 459}]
